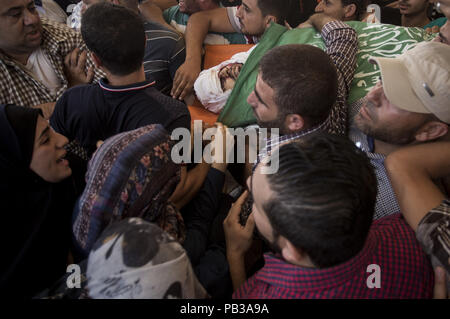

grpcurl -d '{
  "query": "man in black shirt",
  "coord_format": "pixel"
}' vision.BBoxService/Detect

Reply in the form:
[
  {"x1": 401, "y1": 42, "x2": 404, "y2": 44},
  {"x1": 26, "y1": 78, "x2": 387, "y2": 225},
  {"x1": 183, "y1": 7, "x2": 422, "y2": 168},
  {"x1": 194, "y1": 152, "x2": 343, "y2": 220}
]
[{"x1": 50, "y1": 2, "x2": 190, "y2": 157}]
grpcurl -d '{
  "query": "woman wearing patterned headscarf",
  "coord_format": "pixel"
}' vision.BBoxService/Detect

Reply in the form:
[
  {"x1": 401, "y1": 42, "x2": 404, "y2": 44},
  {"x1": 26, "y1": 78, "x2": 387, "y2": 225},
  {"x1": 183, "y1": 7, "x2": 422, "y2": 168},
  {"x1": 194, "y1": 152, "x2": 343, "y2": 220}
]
[
  {"x1": 72, "y1": 124, "x2": 186, "y2": 256},
  {"x1": 72, "y1": 123, "x2": 233, "y2": 298},
  {"x1": 87, "y1": 218, "x2": 208, "y2": 299}
]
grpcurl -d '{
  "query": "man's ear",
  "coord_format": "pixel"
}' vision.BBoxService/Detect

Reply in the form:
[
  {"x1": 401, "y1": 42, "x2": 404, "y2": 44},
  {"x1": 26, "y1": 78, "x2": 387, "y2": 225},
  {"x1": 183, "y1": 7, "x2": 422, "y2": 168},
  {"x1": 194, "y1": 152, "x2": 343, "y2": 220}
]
[
  {"x1": 264, "y1": 14, "x2": 277, "y2": 27},
  {"x1": 285, "y1": 114, "x2": 305, "y2": 133},
  {"x1": 344, "y1": 4, "x2": 357, "y2": 20},
  {"x1": 415, "y1": 121, "x2": 449, "y2": 142},
  {"x1": 279, "y1": 236, "x2": 309, "y2": 266}
]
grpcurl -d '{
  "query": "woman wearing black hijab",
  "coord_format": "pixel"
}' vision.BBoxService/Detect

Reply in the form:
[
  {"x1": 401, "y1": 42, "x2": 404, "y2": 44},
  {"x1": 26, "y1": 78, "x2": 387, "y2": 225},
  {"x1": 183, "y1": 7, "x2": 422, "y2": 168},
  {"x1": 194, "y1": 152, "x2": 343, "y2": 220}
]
[{"x1": 0, "y1": 104, "x2": 79, "y2": 299}]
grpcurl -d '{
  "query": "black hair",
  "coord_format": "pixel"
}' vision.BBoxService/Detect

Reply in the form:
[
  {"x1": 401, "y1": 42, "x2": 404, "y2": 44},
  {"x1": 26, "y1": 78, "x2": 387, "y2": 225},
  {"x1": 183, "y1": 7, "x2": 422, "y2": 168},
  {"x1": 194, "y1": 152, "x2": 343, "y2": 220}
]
[
  {"x1": 263, "y1": 133, "x2": 377, "y2": 268},
  {"x1": 289, "y1": 0, "x2": 318, "y2": 26},
  {"x1": 342, "y1": 0, "x2": 369, "y2": 20},
  {"x1": 259, "y1": 44, "x2": 339, "y2": 128},
  {"x1": 256, "y1": 0, "x2": 292, "y2": 25},
  {"x1": 81, "y1": 2, "x2": 145, "y2": 75}
]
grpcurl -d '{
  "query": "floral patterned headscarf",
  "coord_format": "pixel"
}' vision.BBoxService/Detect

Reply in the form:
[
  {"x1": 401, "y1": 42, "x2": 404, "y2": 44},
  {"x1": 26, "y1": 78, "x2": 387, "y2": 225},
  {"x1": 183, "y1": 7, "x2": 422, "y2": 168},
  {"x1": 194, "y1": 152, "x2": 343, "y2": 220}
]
[{"x1": 73, "y1": 124, "x2": 185, "y2": 255}]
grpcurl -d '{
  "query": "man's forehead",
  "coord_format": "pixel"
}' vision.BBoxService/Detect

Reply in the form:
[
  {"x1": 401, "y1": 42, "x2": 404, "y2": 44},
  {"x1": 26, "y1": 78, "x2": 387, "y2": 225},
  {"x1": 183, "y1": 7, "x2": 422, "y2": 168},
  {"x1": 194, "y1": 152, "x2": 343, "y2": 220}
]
[
  {"x1": 241, "y1": 0, "x2": 257, "y2": 10},
  {"x1": 1, "y1": 0, "x2": 33, "y2": 13},
  {"x1": 255, "y1": 72, "x2": 276, "y2": 105},
  {"x1": 255, "y1": 72, "x2": 270, "y2": 93}
]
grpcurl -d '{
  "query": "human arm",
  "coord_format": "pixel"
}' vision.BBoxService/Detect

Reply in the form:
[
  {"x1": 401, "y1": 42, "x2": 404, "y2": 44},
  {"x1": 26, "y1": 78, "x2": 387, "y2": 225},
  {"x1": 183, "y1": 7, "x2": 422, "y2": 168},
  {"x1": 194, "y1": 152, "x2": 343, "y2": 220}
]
[
  {"x1": 49, "y1": 92, "x2": 71, "y2": 138},
  {"x1": 434, "y1": 266, "x2": 449, "y2": 299},
  {"x1": 169, "y1": 163, "x2": 211, "y2": 209},
  {"x1": 224, "y1": 190, "x2": 255, "y2": 291},
  {"x1": 315, "y1": 14, "x2": 358, "y2": 95},
  {"x1": 385, "y1": 141, "x2": 450, "y2": 231},
  {"x1": 171, "y1": 7, "x2": 236, "y2": 100},
  {"x1": 306, "y1": 12, "x2": 337, "y2": 31},
  {"x1": 143, "y1": 0, "x2": 178, "y2": 11},
  {"x1": 169, "y1": 123, "x2": 234, "y2": 208}
]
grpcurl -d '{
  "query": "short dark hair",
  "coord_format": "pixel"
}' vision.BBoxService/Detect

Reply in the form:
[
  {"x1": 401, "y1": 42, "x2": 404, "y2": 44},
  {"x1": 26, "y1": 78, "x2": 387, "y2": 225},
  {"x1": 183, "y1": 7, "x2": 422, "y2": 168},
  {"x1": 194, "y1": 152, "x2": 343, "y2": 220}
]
[
  {"x1": 342, "y1": 0, "x2": 368, "y2": 20},
  {"x1": 259, "y1": 44, "x2": 338, "y2": 128},
  {"x1": 289, "y1": 0, "x2": 318, "y2": 27},
  {"x1": 256, "y1": 0, "x2": 292, "y2": 25},
  {"x1": 81, "y1": 2, "x2": 145, "y2": 76},
  {"x1": 263, "y1": 133, "x2": 377, "y2": 268}
]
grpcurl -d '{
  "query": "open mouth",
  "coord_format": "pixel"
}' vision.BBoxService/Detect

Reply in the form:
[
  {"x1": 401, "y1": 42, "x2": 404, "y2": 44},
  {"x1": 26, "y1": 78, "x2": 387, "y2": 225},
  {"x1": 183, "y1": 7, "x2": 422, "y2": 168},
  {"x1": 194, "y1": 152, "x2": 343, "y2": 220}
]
[
  {"x1": 26, "y1": 29, "x2": 41, "y2": 40},
  {"x1": 56, "y1": 152, "x2": 68, "y2": 165}
]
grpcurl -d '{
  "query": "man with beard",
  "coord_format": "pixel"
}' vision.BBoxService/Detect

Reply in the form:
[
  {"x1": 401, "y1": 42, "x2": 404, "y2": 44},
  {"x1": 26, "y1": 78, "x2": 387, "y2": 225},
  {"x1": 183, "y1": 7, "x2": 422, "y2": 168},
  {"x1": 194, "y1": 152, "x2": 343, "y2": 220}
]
[
  {"x1": 0, "y1": 0, "x2": 101, "y2": 118},
  {"x1": 246, "y1": 12, "x2": 357, "y2": 164},
  {"x1": 170, "y1": 0, "x2": 301, "y2": 100},
  {"x1": 350, "y1": 41, "x2": 450, "y2": 220},
  {"x1": 223, "y1": 133, "x2": 434, "y2": 298}
]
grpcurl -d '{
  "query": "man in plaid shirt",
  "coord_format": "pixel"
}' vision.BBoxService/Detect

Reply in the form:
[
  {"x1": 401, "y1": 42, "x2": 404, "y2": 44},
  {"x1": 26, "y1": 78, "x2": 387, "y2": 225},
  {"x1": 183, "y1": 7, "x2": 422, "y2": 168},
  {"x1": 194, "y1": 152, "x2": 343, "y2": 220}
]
[
  {"x1": 0, "y1": 0, "x2": 102, "y2": 117},
  {"x1": 223, "y1": 134, "x2": 434, "y2": 299},
  {"x1": 349, "y1": 41, "x2": 450, "y2": 220},
  {"x1": 251, "y1": 13, "x2": 357, "y2": 165}
]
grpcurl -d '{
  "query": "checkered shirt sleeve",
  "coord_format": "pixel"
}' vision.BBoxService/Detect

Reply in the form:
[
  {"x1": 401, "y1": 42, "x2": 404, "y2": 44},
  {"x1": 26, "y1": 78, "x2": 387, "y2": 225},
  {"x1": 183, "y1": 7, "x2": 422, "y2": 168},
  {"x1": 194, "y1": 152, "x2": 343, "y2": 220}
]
[
  {"x1": 416, "y1": 199, "x2": 450, "y2": 290},
  {"x1": 321, "y1": 21, "x2": 358, "y2": 135}
]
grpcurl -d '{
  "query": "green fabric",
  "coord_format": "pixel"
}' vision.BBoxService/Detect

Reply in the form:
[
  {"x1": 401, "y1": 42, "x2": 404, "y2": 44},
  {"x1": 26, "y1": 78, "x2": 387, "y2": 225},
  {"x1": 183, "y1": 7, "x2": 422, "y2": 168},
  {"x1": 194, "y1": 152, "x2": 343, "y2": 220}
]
[
  {"x1": 217, "y1": 21, "x2": 435, "y2": 128},
  {"x1": 163, "y1": 6, "x2": 247, "y2": 45}
]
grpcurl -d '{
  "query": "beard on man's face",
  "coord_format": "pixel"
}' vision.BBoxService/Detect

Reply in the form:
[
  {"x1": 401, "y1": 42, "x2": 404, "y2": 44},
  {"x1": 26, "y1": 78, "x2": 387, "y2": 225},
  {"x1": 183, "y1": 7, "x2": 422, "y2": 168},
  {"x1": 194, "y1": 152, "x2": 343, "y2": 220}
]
[
  {"x1": 354, "y1": 99, "x2": 420, "y2": 145},
  {"x1": 355, "y1": 115, "x2": 422, "y2": 146},
  {"x1": 254, "y1": 227, "x2": 282, "y2": 255},
  {"x1": 255, "y1": 114, "x2": 289, "y2": 136}
]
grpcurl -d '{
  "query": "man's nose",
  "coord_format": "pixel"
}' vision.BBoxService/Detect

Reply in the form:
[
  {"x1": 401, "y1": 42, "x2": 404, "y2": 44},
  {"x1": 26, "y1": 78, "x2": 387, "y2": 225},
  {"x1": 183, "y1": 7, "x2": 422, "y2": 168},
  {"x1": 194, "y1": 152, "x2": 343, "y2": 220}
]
[
  {"x1": 366, "y1": 82, "x2": 383, "y2": 105},
  {"x1": 315, "y1": 1, "x2": 324, "y2": 13},
  {"x1": 247, "y1": 91, "x2": 257, "y2": 107},
  {"x1": 23, "y1": 8, "x2": 39, "y2": 26},
  {"x1": 55, "y1": 132, "x2": 69, "y2": 149}
]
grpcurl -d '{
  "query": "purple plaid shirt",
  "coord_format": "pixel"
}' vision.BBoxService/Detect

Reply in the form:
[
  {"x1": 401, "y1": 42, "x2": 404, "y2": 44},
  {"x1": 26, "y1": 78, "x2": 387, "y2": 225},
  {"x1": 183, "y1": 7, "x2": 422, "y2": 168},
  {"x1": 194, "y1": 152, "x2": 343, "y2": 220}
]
[{"x1": 233, "y1": 214, "x2": 434, "y2": 299}]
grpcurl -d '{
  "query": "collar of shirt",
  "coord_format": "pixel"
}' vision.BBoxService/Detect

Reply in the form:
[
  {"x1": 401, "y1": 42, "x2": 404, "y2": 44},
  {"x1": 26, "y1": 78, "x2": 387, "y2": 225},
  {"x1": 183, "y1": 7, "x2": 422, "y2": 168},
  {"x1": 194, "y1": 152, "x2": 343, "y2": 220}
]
[
  {"x1": 257, "y1": 117, "x2": 330, "y2": 163},
  {"x1": 255, "y1": 233, "x2": 377, "y2": 291},
  {"x1": 99, "y1": 78, "x2": 156, "y2": 93},
  {"x1": 40, "y1": 19, "x2": 78, "y2": 56},
  {"x1": 349, "y1": 126, "x2": 385, "y2": 161}
]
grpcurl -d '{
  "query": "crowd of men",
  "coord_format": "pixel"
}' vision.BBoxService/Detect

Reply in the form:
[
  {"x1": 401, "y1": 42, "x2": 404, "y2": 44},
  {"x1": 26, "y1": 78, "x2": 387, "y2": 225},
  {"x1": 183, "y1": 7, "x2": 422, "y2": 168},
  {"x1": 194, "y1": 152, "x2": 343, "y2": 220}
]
[{"x1": 0, "y1": 0, "x2": 449, "y2": 299}]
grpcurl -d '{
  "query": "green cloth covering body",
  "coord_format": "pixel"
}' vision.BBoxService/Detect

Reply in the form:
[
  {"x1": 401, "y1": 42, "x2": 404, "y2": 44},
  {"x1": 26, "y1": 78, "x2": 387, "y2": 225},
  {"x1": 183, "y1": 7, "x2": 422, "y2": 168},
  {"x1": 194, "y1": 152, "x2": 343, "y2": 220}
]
[{"x1": 217, "y1": 21, "x2": 434, "y2": 128}]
